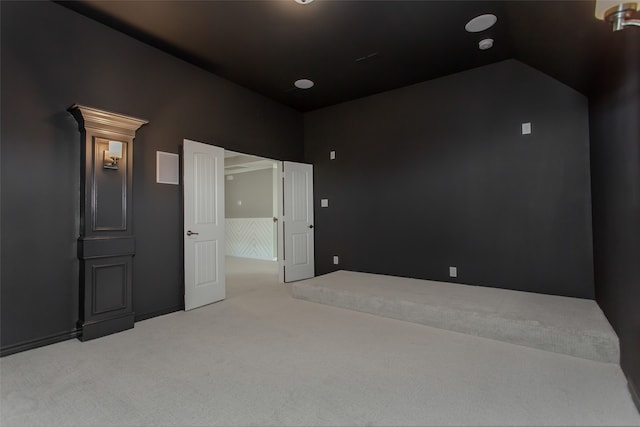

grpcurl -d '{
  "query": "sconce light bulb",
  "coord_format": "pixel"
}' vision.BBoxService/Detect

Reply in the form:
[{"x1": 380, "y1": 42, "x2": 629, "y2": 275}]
[{"x1": 104, "y1": 141, "x2": 124, "y2": 170}]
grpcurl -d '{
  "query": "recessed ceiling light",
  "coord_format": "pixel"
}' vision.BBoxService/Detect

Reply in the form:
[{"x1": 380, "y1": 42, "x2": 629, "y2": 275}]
[
  {"x1": 295, "y1": 0, "x2": 313, "y2": 4},
  {"x1": 294, "y1": 79, "x2": 314, "y2": 89},
  {"x1": 465, "y1": 14, "x2": 497, "y2": 32},
  {"x1": 478, "y1": 38, "x2": 494, "y2": 50}
]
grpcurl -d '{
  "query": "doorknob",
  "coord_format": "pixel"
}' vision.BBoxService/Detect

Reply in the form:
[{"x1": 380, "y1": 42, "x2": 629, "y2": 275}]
[
  {"x1": 186, "y1": 230, "x2": 199, "y2": 236},
  {"x1": 308, "y1": 224, "x2": 314, "y2": 229},
  {"x1": 273, "y1": 217, "x2": 278, "y2": 222}
]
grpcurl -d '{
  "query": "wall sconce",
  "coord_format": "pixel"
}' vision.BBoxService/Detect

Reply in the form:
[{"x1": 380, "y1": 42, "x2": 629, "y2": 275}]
[
  {"x1": 595, "y1": 1, "x2": 640, "y2": 31},
  {"x1": 103, "y1": 141, "x2": 123, "y2": 170}
]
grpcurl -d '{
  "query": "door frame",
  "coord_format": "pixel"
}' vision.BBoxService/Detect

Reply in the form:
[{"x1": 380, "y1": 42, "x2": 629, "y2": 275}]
[
  {"x1": 277, "y1": 162, "x2": 285, "y2": 282},
  {"x1": 181, "y1": 143, "x2": 312, "y2": 302}
]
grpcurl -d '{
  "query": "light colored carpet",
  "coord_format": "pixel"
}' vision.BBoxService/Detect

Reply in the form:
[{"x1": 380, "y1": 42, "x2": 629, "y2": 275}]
[
  {"x1": 292, "y1": 270, "x2": 619, "y2": 363},
  {"x1": 0, "y1": 257, "x2": 638, "y2": 426}
]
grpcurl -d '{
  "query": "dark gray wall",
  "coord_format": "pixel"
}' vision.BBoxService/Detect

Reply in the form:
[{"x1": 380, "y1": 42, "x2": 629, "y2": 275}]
[
  {"x1": 589, "y1": 29, "x2": 640, "y2": 406},
  {"x1": 1, "y1": 1, "x2": 302, "y2": 353},
  {"x1": 305, "y1": 59, "x2": 594, "y2": 299},
  {"x1": 225, "y1": 169, "x2": 274, "y2": 218}
]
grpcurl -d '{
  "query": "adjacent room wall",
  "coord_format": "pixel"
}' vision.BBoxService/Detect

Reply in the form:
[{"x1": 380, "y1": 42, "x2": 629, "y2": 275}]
[
  {"x1": 225, "y1": 168, "x2": 277, "y2": 260},
  {"x1": 0, "y1": 1, "x2": 303, "y2": 354},
  {"x1": 305, "y1": 59, "x2": 595, "y2": 299},
  {"x1": 589, "y1": 29, "x2": 640, "y2": 407},
  {"x1": 225, "y1": 169, "x2": 274, "y2": 218}
]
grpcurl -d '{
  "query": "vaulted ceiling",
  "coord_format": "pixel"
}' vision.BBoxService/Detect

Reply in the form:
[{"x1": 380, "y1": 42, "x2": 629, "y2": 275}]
[{"x1": 59, "y1": 1, "x2": 611, "y2": 112}]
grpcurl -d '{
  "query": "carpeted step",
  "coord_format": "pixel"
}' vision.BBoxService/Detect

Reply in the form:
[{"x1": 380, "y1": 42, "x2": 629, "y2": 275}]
[{"x1": 292, "y1": 270, "x2": 619, "y2": 364}]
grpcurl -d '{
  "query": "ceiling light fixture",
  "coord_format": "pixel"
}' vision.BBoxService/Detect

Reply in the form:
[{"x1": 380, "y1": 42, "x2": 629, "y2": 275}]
[
  {"x1": 478, "y1": 38, "x2": 494, "y2": 50},
  {"x1": 465, "y1": 14, "x2": 497, "y2": 32},
  {"x1": 294, "y1": 79, "x2": 314, "y2": 89},
  {"x1": 595, "y1": 1, "x2": 640, "y2": 30},
  {"x1": 294, "y1": 0, "x2": 313, "y2": 4}
]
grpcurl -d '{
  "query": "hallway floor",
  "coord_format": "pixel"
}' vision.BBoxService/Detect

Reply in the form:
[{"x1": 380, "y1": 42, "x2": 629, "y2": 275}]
[{"x1": 2, "y1": 257, "x2": 639, "y2": 426}]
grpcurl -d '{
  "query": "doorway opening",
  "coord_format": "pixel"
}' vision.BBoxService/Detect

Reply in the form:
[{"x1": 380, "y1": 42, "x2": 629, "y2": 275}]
[
  {"x1": 182, "y1": 139, "x2": 315, "y2": 311},
  {"x1": 224, "y1": 150, "x2": 280, "y2": 289}
]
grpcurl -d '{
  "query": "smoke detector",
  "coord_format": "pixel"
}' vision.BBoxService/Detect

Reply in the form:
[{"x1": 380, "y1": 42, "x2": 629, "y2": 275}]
[{"x1": 478, "y1": 38, "x2": 494, "y2": 50}]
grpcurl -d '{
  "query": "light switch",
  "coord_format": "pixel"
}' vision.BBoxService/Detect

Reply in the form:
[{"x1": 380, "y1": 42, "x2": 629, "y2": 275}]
[
  {"x1": 237, "y1": 200, "x2": 242, "y2": 206},
  {"x1": 449, "y1": 266, "x2": 457, "y2": 278},
  {"x1": 522, "y1": 122, "x2": 531, "y2": 135},
  {"x1": 333, "y1": 256, "x2": 339, "y2": 265},
  {"x1": 321, "y1": 199, "x2": 329, "y2": 207},
  {"x1": 330, "y1": 151, "x2": 336, "y2": 160},
  {"x1": 227, "y1": 175, "x2": 234, "y2": 181}
]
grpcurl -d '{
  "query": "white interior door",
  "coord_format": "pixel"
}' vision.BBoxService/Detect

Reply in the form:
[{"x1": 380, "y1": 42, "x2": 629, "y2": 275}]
[
  {"x1": 282, "y1": 161, "x2": 314, "y2": 282},
  {"x1": 183, "y1": 139, "x2": 225, "y2": 310}
]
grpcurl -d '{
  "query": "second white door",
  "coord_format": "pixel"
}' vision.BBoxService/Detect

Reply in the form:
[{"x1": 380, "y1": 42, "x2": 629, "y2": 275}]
[{"x1": 282, "y1": 161, "x2": 315, "y2": 282}]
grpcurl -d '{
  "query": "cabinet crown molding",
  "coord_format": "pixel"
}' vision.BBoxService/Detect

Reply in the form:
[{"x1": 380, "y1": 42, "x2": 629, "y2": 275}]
[{"x1": 69, "y1": 104, "x2": 148, "y2": 138}]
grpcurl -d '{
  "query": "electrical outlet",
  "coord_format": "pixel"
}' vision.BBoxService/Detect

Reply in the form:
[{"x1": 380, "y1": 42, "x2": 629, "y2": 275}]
[
  {"x1": 321, "y1": 199, "x2": 329, "y2": 208},
  {"x1": 522, "y1": 122, "x2": 531, "y2": 135},
  {"x1": 330, "y1": 151, "x2": 336, "y2": 160},
  {"x1": 333, "y1": 256, "x2": 339, "y2": 265},
  {"x1": 449, "y1": 266, "x2": 457, "y2": 278}
]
